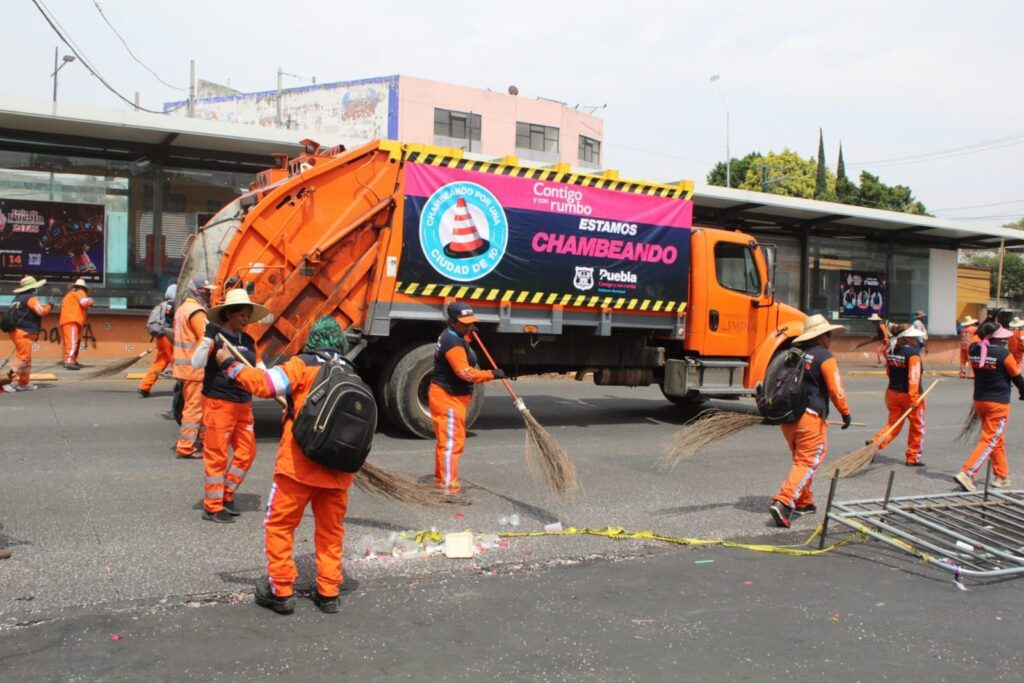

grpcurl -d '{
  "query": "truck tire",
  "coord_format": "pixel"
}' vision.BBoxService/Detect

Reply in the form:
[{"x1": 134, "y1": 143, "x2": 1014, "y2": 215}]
[{"x1": 382, "y1": 342, "x2": 485, "y2": 439}]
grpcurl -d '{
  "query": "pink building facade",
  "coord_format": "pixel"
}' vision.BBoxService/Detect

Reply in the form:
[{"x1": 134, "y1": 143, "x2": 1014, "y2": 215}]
[{"x1": 167, "y1": 74, "x2": 604, "y2": 168}]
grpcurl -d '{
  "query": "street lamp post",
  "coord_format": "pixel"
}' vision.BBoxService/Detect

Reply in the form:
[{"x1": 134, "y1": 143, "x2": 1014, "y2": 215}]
[
  {"x1": 710, "y1": 75, "x2": 730, "y2": 187},
  {"x1": 51, "y1": 46, "x2": 76, "y2": 103}
]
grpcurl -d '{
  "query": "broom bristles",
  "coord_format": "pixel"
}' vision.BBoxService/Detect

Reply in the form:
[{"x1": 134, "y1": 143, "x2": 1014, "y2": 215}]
[
  {"x1": 520, "y1": 408, "x2": 578, "y2": 499},
  {"x1": 658, "y1": 410, "x2": 763, "y2": 471},
  {"x1": 354, "y1": 461, "x2": 457, "y2": 507},
  {"x1": 823, "y1": 441, "x2": 880, "y2": 479},
  {"x1": 84, "y1": 350, "x2": 152, "y2": 379},
  {"x1": 955, "y1": 406, "x2": 980, "y2": 443}
]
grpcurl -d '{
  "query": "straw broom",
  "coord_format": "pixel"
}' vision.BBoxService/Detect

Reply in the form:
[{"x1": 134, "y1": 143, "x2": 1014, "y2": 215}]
[
  {"x1": 83, "y1": 347, "x2": 154, "y2": 378},
  {"x1": 658, "y1": 409, "x2": 764, "y2": 471},
  {"x1": 825, "y1": 379, "x2": 940, "y2": 478},
  {"x1": 471, "y1": 331, "x2": 578, "y2": 499},
  {"x1": 216, "y1": 334, "x2": 451, "y2": 507},
  {"x1": 955, "y1": 405, "x2": 980, "y2": 443}
]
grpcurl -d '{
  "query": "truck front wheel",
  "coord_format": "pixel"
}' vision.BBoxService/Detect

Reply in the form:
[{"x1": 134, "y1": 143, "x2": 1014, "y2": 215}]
[{"x1": 382, "y1": 343, "x2": 485, "y2": 439}]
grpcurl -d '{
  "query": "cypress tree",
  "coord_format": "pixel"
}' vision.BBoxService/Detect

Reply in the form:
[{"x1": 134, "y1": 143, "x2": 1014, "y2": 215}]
[{"x1": 814, "y1": 128, "x2": 827, "y2": 199}]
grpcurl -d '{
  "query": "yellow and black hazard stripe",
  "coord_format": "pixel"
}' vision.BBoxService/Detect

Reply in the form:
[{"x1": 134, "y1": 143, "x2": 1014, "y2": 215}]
[
  {"x1": 395, "y1": 281, "x2": 686, "y2": 313},
  {"x1": 397, "y1": 144, "x2": 693, "y2": 200}
]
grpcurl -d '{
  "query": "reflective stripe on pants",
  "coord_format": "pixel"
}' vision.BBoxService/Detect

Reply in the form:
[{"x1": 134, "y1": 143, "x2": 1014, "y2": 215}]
[
  {"x1": 9, "y1": 329, "x2": 35, "y2": 387},
  {"x1": 61, "y1": 323, "x2": 81, "y2": 364},
  {"x1": 429, "y1": 383, "x2": 471, "y2": 494},
  {"x1": 963, "y1": 401, "x2": 1010, "y2": 479},
  {"x1": 175, "y1": 380, "x2": 205, "y2": 455},
  {"x1": 202, "y1": 397, "x2": 257, "y2": 513},
  {"x1": 773, "y1": 412, "x2": 827, "y2": 509},
  {"x1": 140, "y1": 336, "x2": 174, "y2": 393},
  {"x1": 871, "y1": 389, "x2": 926, "y2": 463}
]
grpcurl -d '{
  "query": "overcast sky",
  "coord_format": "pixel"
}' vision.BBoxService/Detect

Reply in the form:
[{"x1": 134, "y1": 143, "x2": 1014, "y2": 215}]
[{"x1": 6, "y1": 1, "x2": 1023, "y2": 227}]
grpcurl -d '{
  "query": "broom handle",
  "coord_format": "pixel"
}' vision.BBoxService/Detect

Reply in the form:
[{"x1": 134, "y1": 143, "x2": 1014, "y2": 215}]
[
  {"x1": 217, "y1": 333, "x2": 288, "y2": 411},
  {"x1": 470, "y1": 330, "x2": 524, "y2": 409},
  {"x1": 873, "y1": 378, "x2": 940, "y2": 443}
]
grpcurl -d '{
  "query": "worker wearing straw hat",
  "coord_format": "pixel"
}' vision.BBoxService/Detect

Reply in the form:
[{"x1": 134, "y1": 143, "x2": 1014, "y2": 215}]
[
  {"x1": 430, "y1": 301, "x2": 504, "y2": 495},
  {"x1": 955, "y1": 322, "x2": 1024, "y2": 492},
  {"x1": 215, "y1": 315, "x2": 354, "y2": 615},
  {"x1": 867, "y1": 313, "x2": 889, "y2": 366},
  {"x1": 190, "y1": 288, "x2": 269, "y2": 523},
  {"x1": 1009, "y1": 317, "x2": 1024, "y2": 367},
  {"x1": 959, "y1": 315, "x2": 979, "y2": 379},
  {"x1": 59, "y1": 278, "x2": 93, "y2": 370},
  {"x1": 870, "y1": 326, "x2": 927, "y2": 466},
  {"x1": 172, "y1": 278, "x2": 215, "y2": 459},
  {"x1": 6, "y1": 276, "x2": 51, "y2": 391},
  {"x1": 769, "y1": 314, "x2": 852, "y2": 528},
  {"x1": 912, "y1": 310, "x2": 928, "y2": 352}
]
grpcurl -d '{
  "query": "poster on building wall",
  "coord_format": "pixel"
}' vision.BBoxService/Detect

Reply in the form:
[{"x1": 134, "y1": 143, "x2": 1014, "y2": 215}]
[
  {"x1": 839, "y1": 270, "x2": 885, "y2": 318},
  {"x1": 397, "y1": 162, "x2": 692, "y2": 310},
  {"x1": 0, "y1": 198, "x2": 105, "y2": 285}
]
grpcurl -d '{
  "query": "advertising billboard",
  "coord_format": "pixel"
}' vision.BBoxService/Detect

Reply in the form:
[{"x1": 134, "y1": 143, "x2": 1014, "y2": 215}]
[
  {"x1": 839, "y1": 270, "x2": 886, "y2": 318},
  {"x1": 0, "y1": 199, "x2": 105, "y2": 285}
]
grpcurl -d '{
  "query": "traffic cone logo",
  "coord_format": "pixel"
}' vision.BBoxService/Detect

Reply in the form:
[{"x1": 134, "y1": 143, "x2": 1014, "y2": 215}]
[{"x1": 443, "y1": 198, "x2": 489, "y2": 259}]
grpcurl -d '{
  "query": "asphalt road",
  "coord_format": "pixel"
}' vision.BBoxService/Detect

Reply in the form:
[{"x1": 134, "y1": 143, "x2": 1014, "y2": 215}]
[{"x1": 1, "y1": 367, "x2": 1022, "y2": 681}]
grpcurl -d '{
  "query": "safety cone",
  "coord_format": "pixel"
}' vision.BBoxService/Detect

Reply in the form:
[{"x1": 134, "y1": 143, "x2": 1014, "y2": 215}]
[{"x1": 443, "y1": 198, "x2": 489, "y2": 258}]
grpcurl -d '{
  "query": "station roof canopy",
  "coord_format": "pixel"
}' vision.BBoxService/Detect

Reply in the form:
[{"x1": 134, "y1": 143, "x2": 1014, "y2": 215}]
[{"x1": 692, "y1": 184, "x2": 1021, "y2": 250}]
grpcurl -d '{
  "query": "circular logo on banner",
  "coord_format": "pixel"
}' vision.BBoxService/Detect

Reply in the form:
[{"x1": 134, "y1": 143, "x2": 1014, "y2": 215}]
[{"x1": 419, "y1": 181, "x2": 508, "y2": 282}]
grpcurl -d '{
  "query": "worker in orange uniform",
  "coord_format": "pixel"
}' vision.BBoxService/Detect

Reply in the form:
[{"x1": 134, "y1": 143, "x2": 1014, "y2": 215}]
[
  {"x1": 769, "y1": 314, "x2": 852, "y2": 528},
  {"x1": 215, "y1": 315, "x2": 354, "y2": 614},
  {"x1": 867, "y1": 313, "x2": 889, "y2": 366},
  {"x1": 430, "y1": 302, "x2": 504, "y2": 494},
  {"x1": 172, "y1": 278, "x2": 215, "y2": 458},
  {"x1": 59, "y1": 278, "x2": 93, "y2": 370},
  {"x1": 959, "y1": 315, "x2": 978, "y2": 379},
  {"x1": 955, "y1": 322, "x2": 1024, "y2": 492},
  {"x1": 190, "y1": 289, "x2": 267, "y2": 523},
  {"x1": 1010, "y1": 317, "x2": 1024, "y2": 367},
  {"x1": 870, "y1": 327, "x2": 927, "y2": 466},
  {"x1": 6, "y1": 276, "x2": 52, "y2": 391},
  {"x1": 138, "y1": 284, "x2": 176, "y2": 397}
]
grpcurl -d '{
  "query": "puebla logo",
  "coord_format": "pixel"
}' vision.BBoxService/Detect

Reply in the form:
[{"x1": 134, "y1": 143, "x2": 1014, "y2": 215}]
[{"x1": 419, "y1": 181, "x2": 508, "y2": 282}]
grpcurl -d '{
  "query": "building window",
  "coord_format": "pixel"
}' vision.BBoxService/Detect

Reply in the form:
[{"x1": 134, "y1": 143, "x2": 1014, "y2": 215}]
[
  {"x1": 578, "y1": 135, "x2": 601, "y2": 165},
  {"x1": 516, "y1": 122, "x2": 559, "y2": 153},
  {"x1": 434, "y1": 108, "x2": 481, "y2": 146}
]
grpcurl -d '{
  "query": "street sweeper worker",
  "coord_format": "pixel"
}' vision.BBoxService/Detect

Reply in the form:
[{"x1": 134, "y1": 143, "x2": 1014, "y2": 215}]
[
  {"x1": 912, "y1": 310, "x2": 928, "y2": 352},
  {"x1": 6, "y1": 275, "x2": 51, "y2": 391},
  {"x1": 430, "y1": 301, "x2": 503, "y2": 495},
  {"x1": 214, "y1": 315, "x2": 353, "y2": 615},
  {"x1": 955, "y1": 322, "x2": 1024, "y2": 492},
  {"x1": 58, "y1": 278, "x2": 93, "y2": 370},
  {"x1": 1010, "y1": 317, "x2": 1024, "y2": 367},
  {"x1": 867, "y1": 313, "x2": 889, "y2": 366},
  {"x1": 869, "y1": 326, "x2": 927, "y2": 466},
  {"x1": 138, "y1": 283, "x2": 176, "y2": 397},
  {"x1": 769, "y1": 314, "x2": 852, "y2": 529},
  {"x1": 171, "y1": 277, "x2": 215, "y2": 458},
  {"x1": 190, "y1": 288, "x2": 267, "y2": 523},
  {"x1": 959, "y1": 315, "x2": 979, "y2": 379}
]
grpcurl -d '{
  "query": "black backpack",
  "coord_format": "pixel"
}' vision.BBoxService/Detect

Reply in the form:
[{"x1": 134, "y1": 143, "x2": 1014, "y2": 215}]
[
  {"x1": 756, "y1": 348, "x2": 810, "y2": 424},
  {"x1": 291, "y1": 351, "x2": 377, "y2": 472},
  {"x1": 0, "y1": 302, "x2": 22, "y2": 333}
]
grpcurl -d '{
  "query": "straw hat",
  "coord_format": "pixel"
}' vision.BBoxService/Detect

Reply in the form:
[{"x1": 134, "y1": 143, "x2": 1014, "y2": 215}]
[
  {"x1": 897, "y1": 327, "x2": 926, "y2": 339},
  {"x1": 867, "y1": 313, "x2": 883, "y2": 321},
  {"x1": 71, "y1": 278, "x2": 90, "y2": 291},
  {"x1": 961, "y1": 315, "x2": 978, "y2": 325},
  {"x1": 1010, "y1": 317, "x2": 1024, "y2": 330},
  {"x1": 208, "y1": 288, "x2": 270, "y2": 323},
  {"x1": 794, "y1": 314, "x2": 846, "y2": 344},
  {"x1": 914, "y1": 310, "x2": 927, "y2": 319},
  {"x1": 13, "y1": 275, "x2": 46, "y2": 293}
]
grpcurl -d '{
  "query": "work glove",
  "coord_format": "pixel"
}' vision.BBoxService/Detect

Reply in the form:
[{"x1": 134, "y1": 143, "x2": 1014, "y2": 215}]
[
  {"x1": 204, "y1": 322, "x2": 221, "y2": 340},
  {"x1": 1018, "y1": 393, "x2": 1024, "y2": 402},
  {"x1": 841, "y1": 413, "x2": 853, "y2": 430},
  {"x1": 491, "y1": 368, "x2": 507, "y2": 380}
]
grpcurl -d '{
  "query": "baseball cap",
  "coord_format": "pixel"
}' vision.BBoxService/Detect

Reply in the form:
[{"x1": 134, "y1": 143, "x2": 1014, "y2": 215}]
[{"x1": 446, "y1": 301, "x2": 479, "y2": 323}]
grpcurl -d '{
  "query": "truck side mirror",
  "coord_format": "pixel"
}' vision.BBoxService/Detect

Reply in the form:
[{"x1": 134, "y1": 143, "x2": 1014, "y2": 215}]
[{"x1": 761, "y1": 244, "x2": 777, "y2": 298}]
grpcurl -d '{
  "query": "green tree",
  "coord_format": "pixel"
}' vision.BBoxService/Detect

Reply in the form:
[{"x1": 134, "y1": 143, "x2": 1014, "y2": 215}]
[
  {"x1": 737, "y1": 148, "x2": 835, "y2": 199},
  {"x1": 835, "y1": 144, "x2": 858, "y2": 203},
  {"x1": 814, "y1": 129, "x2": 828, "y2": 199},
  {"x1": 706, "y1": 152, "x2": 763, "y2": 188},
  {"x1": 857, "y1": 172, "x2": 928, "y2": 214},
  {"x1": 1003, "y1": 217, "x2": 1024, "y2": 230},
  {"x1": 967, "y1": 251, "x2": 1024, "y2": 299}
]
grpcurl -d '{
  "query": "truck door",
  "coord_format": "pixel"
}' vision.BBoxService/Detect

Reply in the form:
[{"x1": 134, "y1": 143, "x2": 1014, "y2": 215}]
[{"x1": 700, "y1": 234, "x2": 764, "y2": 358}]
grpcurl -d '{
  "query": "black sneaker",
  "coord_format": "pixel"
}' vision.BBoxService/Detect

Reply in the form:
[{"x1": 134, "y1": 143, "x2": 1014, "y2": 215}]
[
  {"x1": 311, "y1": 591, "x2": 339, "y2": 614},
  {"x1": 905, "y1": 461, "x2": 926, "y2": 467},
  {"x1": 202, "y1": 509, "x2": 235, "y2": 524},
  {"x1": 137, "y1": 389, "x2": 150, "y2": 398},
  {"x1": 769, "y1": 501, "x2": 792, "y2": 528},
  {"x1": 222, "y1": 499, "x2": 241, "y2": 516},
  {"x1": 255, "y1": 581, "x2": 295, "y2": 615},
  {"x1": 793, "y1": 503, "x2": 817, "y2": 516},
  {"x1": 64, "y1": 363, "x2": 82, "y2": 370}
]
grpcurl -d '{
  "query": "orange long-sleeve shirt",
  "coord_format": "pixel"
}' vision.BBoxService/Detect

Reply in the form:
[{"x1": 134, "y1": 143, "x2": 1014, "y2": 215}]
[{"x1": 59, "y1": 289, "x2": 93, "y2": 326}]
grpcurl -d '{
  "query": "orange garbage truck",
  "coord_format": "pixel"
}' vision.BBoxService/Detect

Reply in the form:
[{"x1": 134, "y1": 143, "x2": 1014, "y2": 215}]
[{"x1": 179, "y1": 139, "x2": 805, "y2": 438}]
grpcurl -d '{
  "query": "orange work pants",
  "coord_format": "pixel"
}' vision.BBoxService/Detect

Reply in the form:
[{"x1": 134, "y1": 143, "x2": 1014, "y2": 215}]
[
  {"x1": 139, "y1": 336, "x2": 174, "y2": 393},
  {"x1": 773, "y1": 412, "x2": 827, "y2": 509},
  {"x1": 61, "y1": 323, "x2": 82, "y2": 365},
  {"x1": 175, "y1": 380, "x2": 205, "y2": 456},
  {"x1": 429, "y1": 383, "x2": 472, "y2": 493},
  {"x1": 264, "y1": 472, "x2": 354, "y2": 599},
  {"x1": 9, "y1": 329, "x2": 35, "y2": 387},
  {"x1": 871, "y1": 390, "x2": 925, "y2": 464},
  {"x1": 962, "y1": 401, "x2": 1010, "y2": 479},
  {"x1": 202, "y1": 397, "x2": 256, "y2": 513}
]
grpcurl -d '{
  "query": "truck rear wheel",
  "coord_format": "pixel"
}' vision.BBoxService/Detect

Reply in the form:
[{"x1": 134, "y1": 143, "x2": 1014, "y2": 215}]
[{"x1": 382, "y1": 343, "x2": 484, "y2": 439}]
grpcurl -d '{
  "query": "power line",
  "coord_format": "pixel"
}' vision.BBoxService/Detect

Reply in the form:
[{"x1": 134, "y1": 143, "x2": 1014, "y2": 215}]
[
  {"x1": 92, "y1": 0, "x2": 185, "y2": 91},
  {"x1": 933, "y1": 198, "x2": 1024, "y2": 212},
  {"x1": 847, "y1": 132, "x2": 1024, "y2": 169}
]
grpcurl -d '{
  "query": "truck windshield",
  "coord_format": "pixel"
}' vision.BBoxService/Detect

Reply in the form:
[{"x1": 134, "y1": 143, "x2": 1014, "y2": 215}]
[{"x1": 714, "y1": 243, "x2": 762, "y2": 296}]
